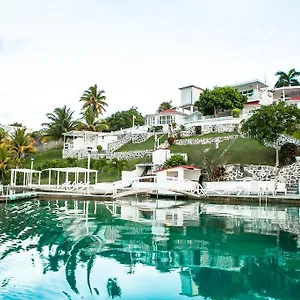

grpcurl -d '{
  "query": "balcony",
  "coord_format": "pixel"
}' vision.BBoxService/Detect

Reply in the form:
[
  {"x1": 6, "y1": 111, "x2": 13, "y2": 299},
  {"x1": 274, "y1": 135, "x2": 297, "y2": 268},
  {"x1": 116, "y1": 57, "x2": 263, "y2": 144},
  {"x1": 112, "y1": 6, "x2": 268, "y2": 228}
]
[{"x1": 246, "y1": 91, "x2": 263, "y2": 102}]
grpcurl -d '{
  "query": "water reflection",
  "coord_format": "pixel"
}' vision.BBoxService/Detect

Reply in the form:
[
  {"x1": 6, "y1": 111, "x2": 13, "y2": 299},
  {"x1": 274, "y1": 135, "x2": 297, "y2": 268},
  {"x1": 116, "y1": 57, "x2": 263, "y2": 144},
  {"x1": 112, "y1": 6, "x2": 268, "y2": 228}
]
[{"x1": 0, "y1": 198, "x2": 299, "y2": 299}]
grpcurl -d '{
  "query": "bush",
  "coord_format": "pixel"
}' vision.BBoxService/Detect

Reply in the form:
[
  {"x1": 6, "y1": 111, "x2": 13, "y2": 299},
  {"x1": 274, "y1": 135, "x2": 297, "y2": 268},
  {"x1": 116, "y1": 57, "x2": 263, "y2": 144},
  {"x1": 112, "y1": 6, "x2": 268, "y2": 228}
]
[
  {"x1": 168, "y1": 137, "x2": 175, "y2": 145},
  {"x1": 195, "y1": 126, "x2": 202, "y2": 135},
  {"x1": 97, "y1": 145, "x2": 103, "y2": 153},
  {"x1": 149, "y1": 126, "x2": 163, "y2": 132},
  {"x1": 232, "y1": 108, "x2": 241, "y2": 118},
  {"x1": 163, "y1": 154, "x2": 187, "y2": 168},
  {"x1": 180, "y1": 125, "x2": 185, "y2": 131},
  {"x1": 279, "y1": 143, "x2": 298, "y2": 165},
  {"x1": 213, "y1": 165, "x2": 226, "y2": 180}
]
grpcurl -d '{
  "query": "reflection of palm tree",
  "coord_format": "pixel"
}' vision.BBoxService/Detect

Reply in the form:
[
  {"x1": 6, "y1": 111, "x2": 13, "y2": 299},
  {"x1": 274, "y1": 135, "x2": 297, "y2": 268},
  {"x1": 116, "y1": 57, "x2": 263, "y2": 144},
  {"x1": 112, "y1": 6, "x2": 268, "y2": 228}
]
[{"x1": 107, "y1": 277, "x2": 122, "y2": 299}]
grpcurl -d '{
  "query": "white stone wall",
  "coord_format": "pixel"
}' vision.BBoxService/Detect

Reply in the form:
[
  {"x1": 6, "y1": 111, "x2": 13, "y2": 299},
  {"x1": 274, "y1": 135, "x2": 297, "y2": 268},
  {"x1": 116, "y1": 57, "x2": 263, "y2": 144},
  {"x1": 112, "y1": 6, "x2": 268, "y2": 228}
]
[
  {"x1": 174, "y1": 135, "x2": 238, "y2": 146},
  {"x1": 219, "y1": 163, "x2": 300, "y2": 193},
  {"x1": 107, "y1": 150, "x2": 152, "y2": 160}
]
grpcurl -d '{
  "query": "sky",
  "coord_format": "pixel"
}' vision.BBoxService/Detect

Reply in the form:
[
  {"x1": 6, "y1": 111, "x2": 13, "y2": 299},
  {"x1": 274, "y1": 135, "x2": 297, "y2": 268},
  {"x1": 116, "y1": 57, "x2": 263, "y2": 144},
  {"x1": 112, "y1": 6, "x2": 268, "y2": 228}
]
[{"x1": 0, "y1": 0, "x2": 299, "y2": 130}]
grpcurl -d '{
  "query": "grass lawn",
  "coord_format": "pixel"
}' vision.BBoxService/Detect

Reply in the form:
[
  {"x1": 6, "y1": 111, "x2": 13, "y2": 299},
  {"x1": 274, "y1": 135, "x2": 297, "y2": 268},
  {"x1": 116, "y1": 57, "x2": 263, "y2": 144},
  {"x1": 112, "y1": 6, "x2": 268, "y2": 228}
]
[
  {"x1": 23, "y1": 147, "x2": 150, "y2": 183},
  {"x1": 23, "y1": 146, "x2": 63, "y2": 168},
  {"x1": 22, "y1": 136, "x2": 276, "y2": 183},
  {"x1": 169, "y1": 137, "x2": 275, "y2": 166},
  {"x1": 116, "y1": 134, "x2": 168, "y2": 152}
]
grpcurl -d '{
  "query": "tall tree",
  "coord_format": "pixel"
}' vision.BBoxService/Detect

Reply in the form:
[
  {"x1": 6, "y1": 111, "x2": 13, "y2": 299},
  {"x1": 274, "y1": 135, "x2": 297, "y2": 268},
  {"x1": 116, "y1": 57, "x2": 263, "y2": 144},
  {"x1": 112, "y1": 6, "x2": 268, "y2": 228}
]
[
  {"x1": 10, "y1": 128, "x2": 37, "y2": 159},
  {"x1": 241, "y1": 102, "x2": 300, "y2": 167},
  {"x1": 157, "y1": 100, "x2": 175, "y2": 112},
  {"x1": 78, "y1": 107, "x2": 109, "y2": 132},
  {"x1": 274, "y1": 68, "x2": 300, "y2": 88},
  {"x1": 9, "y1": 122, "x2": 23, "y2": 127},
  {"x1": 79, "y1": 84, "x2": 108, "y2": 117},
  {"x1": 0, "y1": 144, "x2": 15, "y2": 182},
  {"x1": 194, "y1": 86, "x2": 247, "y2": 117},
  {"x1": 106, "y1": 107, "x2": 144, "y2": 131},
  {"x1": 0, "y1": 128, "x2": 8, "y2": 145},
  {"x1": 42, "y1": 105, "x2": 78, "y2": 140}
]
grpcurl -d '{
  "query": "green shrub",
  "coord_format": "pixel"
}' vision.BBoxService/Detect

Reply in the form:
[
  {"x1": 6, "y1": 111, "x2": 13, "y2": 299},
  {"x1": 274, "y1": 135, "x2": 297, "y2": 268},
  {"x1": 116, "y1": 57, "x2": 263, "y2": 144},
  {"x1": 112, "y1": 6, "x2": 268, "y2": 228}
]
[
  {"x1": 232, "y1": 108, "x2": 241, "y2": 118},
  {"x1": 279, "y1": 143, "x2": 298, "y2": 165},
  {"x1": 97, "y1": 145, "x2": 103, "y2": 152},
  {"x1": 195, "y1": 126, "x2": 202, "y2": 135},
  {"x1": 163, "y1": 154, "x2": 187, "y2": 168}
]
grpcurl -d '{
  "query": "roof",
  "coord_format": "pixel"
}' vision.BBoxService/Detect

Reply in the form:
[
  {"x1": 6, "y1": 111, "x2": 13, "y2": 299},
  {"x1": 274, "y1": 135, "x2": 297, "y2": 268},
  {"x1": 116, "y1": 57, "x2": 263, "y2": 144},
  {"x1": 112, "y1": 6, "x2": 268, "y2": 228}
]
[
  {"x1": 155, "y1": 165, "x2": 200, "y2": 173},
  {"x1": 11, "y1": 168, "x2": 42, "y2": 173},
  {"x1": 179, "y1": 85, "x2": 205, "y2": 91},
  {"x1": 272, "y1": 86, "x2": 300, "y2": 92},
  {"x1": 145, "y1": 110, "x2": 187, "y2": 118},
  {"x1": 231, "y1": 79, "x2": 268, "y2": 88},
  {"x1": 63, "y1": 131, "x2": 118, "y2": 137},
  {"x1": 244, "y1": 101, "x2": 260, "y2": 106},
  {"x1": 160, "y1": 109, "x2": 177, "y2": 114},
  {"x1": 287, "y1": 96, "x2": 300, "y2": 101},
  {"x1": 43, "y1": 167, "x2": 98, "y2": 173}
]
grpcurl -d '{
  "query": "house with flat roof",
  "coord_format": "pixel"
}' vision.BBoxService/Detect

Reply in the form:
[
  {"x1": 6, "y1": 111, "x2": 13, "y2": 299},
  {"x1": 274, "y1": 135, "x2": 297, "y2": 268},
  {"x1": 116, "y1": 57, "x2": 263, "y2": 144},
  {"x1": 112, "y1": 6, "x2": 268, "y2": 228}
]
[
  {"x1": 231, "y1": 79, "x2": 274, "y2": 118},
  {"x1": 144, "y1": 109, "x2": 187, "y2": 131},
  {"x1": 144, "y1": 85, "x2": 204, "y2": 131},
  {"x1": 272, "y1": 86, "x2": 300, "y2": 108},
  {"x1": 179, "y1": 85, "x2": 204, "y2": 114}
]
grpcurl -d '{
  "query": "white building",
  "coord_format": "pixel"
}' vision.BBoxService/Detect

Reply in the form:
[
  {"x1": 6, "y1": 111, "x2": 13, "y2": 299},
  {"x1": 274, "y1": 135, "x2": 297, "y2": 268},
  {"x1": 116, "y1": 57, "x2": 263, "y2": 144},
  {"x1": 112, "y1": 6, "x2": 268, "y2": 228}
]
[
  {"x1": 144, "y1": 85, "x2": 204, "y2": 131},
  {"x1": 144, "y1": 109, "x2": 187, "y2": 131},
  {"x1": 179, "y1": 85, "x2": 204, "y2": 114},
  {"x1": 272, "y1": 86, "x2": 300, "y2": 108},
  {"x1": 231, "y1": 79, "x2": 274, "y2": 118},
  {"x1": 63, "y1": 131, "x2": 118, "y2": 156}
]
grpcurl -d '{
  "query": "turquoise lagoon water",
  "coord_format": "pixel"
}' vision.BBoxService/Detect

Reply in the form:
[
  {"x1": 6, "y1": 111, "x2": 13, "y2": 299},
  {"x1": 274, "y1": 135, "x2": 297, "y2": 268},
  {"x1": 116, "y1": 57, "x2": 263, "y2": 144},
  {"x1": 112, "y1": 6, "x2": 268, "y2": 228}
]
[{"x1": 0, "y1": 198, "x2": 299, "y2": 300}]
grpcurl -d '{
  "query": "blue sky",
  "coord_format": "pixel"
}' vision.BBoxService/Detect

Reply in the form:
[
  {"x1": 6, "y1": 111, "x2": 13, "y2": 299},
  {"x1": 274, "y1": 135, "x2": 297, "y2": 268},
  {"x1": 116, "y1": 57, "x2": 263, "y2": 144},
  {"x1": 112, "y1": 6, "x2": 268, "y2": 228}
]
[{"x1": 0, "y1": 0, "x2": 299, "y2": 129}]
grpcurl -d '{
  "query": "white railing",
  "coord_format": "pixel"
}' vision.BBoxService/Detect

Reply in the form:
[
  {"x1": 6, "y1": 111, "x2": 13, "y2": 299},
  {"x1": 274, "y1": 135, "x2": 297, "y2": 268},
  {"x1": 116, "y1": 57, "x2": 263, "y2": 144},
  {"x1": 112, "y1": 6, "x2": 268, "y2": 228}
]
[{"x1": 131, "y1": 176, "x2": 207, "y2": 196}]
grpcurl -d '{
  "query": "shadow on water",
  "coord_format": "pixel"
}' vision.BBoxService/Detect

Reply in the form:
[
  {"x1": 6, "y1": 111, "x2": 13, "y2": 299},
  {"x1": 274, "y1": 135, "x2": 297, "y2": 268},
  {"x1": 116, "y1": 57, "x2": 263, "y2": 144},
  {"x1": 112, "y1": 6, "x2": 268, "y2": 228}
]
[{"x1": 0, "y1": 198, "x2": 299, "y2": 299}]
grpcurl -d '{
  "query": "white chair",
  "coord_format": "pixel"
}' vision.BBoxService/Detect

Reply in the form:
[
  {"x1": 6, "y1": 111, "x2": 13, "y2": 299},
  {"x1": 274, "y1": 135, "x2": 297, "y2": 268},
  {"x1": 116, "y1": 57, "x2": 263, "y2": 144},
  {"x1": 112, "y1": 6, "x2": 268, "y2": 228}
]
[
  {"x1": 275, "y1": 182, "x2": 287, "y2": 195},
  {"x1": 250, "y1": 181, "x2": 261, "y2": 195}
]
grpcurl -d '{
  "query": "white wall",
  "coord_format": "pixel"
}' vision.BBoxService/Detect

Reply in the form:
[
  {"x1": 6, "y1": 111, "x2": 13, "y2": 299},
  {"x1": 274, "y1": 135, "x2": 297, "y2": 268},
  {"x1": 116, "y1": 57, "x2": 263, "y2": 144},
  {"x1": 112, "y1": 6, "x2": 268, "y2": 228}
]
[
  {"x1": 152, "y1": 149, "x2": 171, "y2": 165},
  {"x1": 97, "y1": 135, "x2": 118, "y2": 151},
  {"x1": 180, "y1": 86, "x2": 202, "y2": 106}
]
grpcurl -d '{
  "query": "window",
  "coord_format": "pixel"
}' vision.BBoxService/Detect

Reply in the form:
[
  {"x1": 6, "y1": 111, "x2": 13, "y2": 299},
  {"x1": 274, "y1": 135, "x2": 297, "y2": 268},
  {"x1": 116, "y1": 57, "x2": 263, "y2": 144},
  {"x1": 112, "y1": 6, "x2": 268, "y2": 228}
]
[{"x1": 158, "y1": 115, "x2": 175, "y2": 125}]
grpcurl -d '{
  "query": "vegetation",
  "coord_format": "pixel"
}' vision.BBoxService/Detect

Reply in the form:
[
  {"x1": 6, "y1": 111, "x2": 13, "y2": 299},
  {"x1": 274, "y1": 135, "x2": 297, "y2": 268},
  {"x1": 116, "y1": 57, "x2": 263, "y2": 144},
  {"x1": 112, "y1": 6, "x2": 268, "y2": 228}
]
[
  {"x1": 9, "y1": 122, "x2": 23, "y2": 127},
  {"x1": 195, "y1": 126, "x2": 202, "y2": 135},
  {"x1": 10, "y1": 128, "x2": 37, "y2": 159},
  {"x1": 232, "y1": 108, "x2": 241, "y2": 118},
  {"x1": 279, "y1": 143, "x2": 298, "y2": 166},
  {"x1": 78, "y1": 107, "x2": 109, "y2": 132},
  {"x1": 169, "y1": 137, "x2": 275, "y2": 166},
  {"x1": 274, "y1": 68, "x2": 300, "y2": 88},
  {"x1": 79, "y1": 84, "x2": 107, "y2": 117},
  {"x1": 194, "y1": 86, "x2": 247, "y2": 117},
  {"x1": 42, "y1": 105, "x2": 78, "y2": 141},
  {"x1": 106, "y1": 107, "x2": 144, "y2": 131},
  {"x1": 157, "y1": 100, "x2": 175, "y2": 112},
  {"x1": 241, "y1": 102, "x2": 300, "y2": 167},
  {"x1": 163, "y1": 154, "x2": 187, "y2": 168},
  {"x1": 0, "y1": 127, "x2": 37, "y2": 183}
]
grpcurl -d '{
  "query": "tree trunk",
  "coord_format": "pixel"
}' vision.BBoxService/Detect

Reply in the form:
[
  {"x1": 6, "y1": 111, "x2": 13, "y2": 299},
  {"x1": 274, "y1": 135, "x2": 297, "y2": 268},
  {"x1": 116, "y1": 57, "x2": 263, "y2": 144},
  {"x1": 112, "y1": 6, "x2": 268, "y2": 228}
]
[
  {"x1": 275, "y1": 142, "x2": 279, "y2": 168},
  {"x1": 214, "y1": 107, "x2": 217, "y2": 118}
]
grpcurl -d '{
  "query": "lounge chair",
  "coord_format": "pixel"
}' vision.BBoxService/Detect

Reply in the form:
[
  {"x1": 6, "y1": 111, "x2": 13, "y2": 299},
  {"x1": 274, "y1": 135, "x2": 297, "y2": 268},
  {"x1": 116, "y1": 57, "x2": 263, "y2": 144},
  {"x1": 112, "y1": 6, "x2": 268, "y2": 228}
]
[{"x1": 275, "y1": 182, "x2": 287, "y2": 195}]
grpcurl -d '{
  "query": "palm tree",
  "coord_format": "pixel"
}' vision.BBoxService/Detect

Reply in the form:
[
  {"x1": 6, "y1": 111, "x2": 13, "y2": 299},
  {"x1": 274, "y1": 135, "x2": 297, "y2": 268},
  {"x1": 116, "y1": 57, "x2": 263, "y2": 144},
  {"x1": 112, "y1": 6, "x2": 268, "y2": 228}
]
[
  {"x1": 0, "y1": 144, "x2": 15, "y2": 181},
  {"x1": 78, "y1": 107, "x2": 109, "y2": 132},
  {"x1": 10, "y1": 128, "x2": 37, "y2": 159},
  {"x1": 42, "y1": 105, "x2": 79, "y2": 141},
  {"x1": 0, "y1": 128, "x2": 8, "y2": 145},
  {"x1": 79, "y1": 84, "x2": 108, "y2": 117},
  {"x1": 158, "y1": 100, "x2": 175, "y2": 112},
  {"x1": 274, "y1": 69, "x2": 300, "y2": 88}
]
